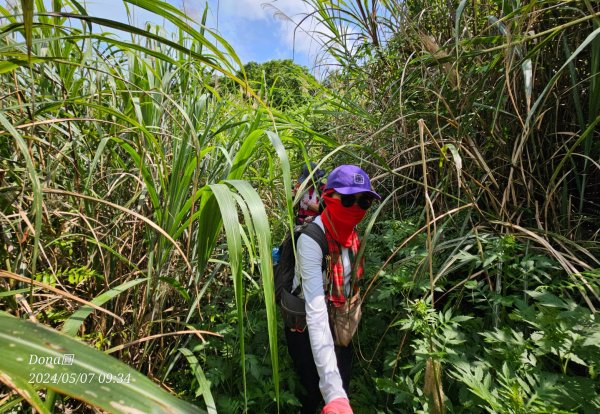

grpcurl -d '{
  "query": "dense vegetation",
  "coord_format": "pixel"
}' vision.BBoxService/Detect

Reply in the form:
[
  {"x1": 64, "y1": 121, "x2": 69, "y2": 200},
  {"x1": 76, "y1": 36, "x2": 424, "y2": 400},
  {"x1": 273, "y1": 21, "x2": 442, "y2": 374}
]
[{"x1": 0, "y1": 0, "x2": 598, "y2": 413}]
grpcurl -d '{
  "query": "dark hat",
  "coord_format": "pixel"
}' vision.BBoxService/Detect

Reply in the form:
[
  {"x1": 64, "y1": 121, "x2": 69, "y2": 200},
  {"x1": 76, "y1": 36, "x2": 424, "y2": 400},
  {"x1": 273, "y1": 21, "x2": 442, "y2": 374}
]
[
  {"x1": 298, "y1": 162, "x2": 326, "y2": 183},
  {"x1": 325, "y1": 165, "x2": 381, "y2": 199}
]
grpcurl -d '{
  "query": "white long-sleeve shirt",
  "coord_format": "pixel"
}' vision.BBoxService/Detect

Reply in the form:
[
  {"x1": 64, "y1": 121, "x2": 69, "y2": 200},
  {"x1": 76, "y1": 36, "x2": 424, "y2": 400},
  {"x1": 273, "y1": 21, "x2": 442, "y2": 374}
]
[{"x1": 293, "y1": 216, "x2": 352, "y2": 403}]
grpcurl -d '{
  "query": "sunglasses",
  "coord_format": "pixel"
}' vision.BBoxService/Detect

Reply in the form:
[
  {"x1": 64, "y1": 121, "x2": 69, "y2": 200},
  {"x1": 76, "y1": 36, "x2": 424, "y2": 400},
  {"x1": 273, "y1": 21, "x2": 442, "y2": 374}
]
[{"x1": 340, "y1": 194, "x2": 374, "y2": 210}]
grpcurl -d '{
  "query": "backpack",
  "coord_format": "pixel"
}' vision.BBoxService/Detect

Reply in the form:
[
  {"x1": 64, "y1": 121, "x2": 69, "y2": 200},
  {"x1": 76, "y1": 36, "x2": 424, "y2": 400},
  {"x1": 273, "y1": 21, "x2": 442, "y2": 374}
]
[{"x1": 274, "y1": 221, "x2": 328, "y2": 332}]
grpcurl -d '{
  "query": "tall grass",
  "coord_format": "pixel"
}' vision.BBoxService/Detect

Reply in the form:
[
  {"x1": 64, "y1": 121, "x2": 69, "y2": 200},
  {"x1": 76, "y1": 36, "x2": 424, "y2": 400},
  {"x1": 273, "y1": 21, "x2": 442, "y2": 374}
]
[
  {"x1": 290, "y1": 0, "x2": 599, "y2": 412},
  {"x1": 1, "y1": 0, "x2": 598, "y2": 412},
  {"x1": 299, "y1": 0, "x2": 600, "y2": 292},
  {"x1": 0, "y1": 0, "x2": 314, "y2": 411}
]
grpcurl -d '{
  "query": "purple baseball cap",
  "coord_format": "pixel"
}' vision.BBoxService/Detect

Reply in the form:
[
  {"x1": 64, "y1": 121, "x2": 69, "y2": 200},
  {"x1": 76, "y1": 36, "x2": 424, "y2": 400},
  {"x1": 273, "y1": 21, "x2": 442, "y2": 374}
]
[{"x1": 325, "y1": 165, "x2": 381, "y2": 199}]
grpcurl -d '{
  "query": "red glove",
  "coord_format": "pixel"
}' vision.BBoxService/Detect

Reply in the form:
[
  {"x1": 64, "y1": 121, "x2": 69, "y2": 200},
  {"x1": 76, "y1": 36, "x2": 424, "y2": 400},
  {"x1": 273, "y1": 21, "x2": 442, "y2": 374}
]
[{"x1": 321, "y1": 397, "x2": 353, "y2": 414}]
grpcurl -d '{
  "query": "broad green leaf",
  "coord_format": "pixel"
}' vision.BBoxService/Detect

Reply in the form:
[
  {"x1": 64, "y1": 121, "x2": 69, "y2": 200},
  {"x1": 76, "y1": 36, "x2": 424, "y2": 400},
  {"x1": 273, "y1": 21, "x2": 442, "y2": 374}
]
[
  {"x1": 526, "y1": 290, "x2": 568, "y2": 308},
  {"x1": 583, "y1": 331, "x2": 600, "y2": 348},
  {"x1": 0, "y1": 315, "x2": 205, "y2": 414}
]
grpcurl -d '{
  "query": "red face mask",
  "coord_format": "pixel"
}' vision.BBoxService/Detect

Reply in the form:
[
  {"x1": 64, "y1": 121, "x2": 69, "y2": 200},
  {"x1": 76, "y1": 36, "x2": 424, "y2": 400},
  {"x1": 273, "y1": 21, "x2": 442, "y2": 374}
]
[{"x1": 321, "y1": 194, "x2": 367, "y2": 247}]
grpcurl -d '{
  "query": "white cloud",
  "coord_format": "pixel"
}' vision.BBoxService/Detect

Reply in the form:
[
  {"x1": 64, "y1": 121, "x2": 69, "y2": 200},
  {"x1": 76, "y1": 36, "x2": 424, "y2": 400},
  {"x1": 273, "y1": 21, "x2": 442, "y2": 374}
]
[
  {"x1": 205, "y1": 0, "x2": 308, "y2": 22},
  {"x1": 264, "y1": 1, "x2": 349, "y2": 74},
  {"x1": 177, "y1": 0, "x2": 207, "y2": 21},
  {"x1": 200, "y1": 0, "x2": 336, "y2": 70},
  {"x1": 216, "y1": 0, "x2": 272, "y2": 21}
]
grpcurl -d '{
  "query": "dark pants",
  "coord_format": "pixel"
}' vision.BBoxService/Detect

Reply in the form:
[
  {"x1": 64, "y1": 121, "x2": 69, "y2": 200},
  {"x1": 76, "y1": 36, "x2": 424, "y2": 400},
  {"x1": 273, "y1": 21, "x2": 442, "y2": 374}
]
[{"x1": 284, "y1": 328, "x2": 352, "y2": 414}]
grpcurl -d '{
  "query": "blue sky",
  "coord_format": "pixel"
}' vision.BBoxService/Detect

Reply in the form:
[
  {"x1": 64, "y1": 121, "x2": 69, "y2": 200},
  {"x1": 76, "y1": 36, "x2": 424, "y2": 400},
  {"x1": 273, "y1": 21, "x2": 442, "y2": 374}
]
[{"x1": 74, "y1": 0, "x2": 322, "y2": 71}]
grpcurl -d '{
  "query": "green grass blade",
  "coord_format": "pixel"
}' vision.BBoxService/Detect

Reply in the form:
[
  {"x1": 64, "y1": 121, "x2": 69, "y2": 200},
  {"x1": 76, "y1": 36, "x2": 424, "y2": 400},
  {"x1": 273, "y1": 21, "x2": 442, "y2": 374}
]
[
  {"x1": 0, "y1": 395, "x2": 26, "y2": 413},
  {"x1": 194, "y1": 191, "x2": 223, "y2": 282},
  {"x1": 21, "y1": 0, "x2": 33, "y2": 57},
  {"x1": 265, "y1": 130, "x2": 293, "y2": 231},
  {"x1": 178, "y1": 348, "x2": 217, "y2": 414},
  {"x1": 228, "y1": 129, "x2": 265, "y2": 180},
  {"x1": 208, "y1": 183, "x2": 247, "y2": 409},
  {"x1": 0, "y1": 372, "x2": 49, "y2": 414},
  {"x1": 158, "y1": 276, "x2": 191, "y2": 302},
  {"x1": 227, "y1": 179, "x2": 279, "y2": 406},
  {"x1": 123, "y1": 0, "x2": 242, "y2": 70},
  {"x1": 61, "y1": 278, "x2": 149, "y2": 336},
  {"x1": 526, "y1": 27, "x2": 600, "y2": 127},
  {"x1": 455, "y1": 0, "x2": 469, "y2": 44},
  {"x1": 0, "y1": 112, "x2": 42, "y2": 276}
]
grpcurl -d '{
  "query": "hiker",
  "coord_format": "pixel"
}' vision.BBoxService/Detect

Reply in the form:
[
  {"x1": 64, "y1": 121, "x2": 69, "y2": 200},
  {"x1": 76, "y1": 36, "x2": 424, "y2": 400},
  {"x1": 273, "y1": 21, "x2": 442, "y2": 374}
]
[
  {"x1": 285, "y1": 165, "x2": 380, "y2": 414},
  {"x1": 293, "y1": 162, "x2": 326, "y2": 225}
]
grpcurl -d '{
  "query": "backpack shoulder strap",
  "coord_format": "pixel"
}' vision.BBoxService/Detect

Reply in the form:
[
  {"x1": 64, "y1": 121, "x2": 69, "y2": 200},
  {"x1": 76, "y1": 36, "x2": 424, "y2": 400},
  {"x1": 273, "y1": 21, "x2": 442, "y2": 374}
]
[
  {"x1": 300, "y1": 221, "x2": 328, "y2": 258},
  {"x1": 292, "y1": 221, "x2": 329, "y2": 296}
]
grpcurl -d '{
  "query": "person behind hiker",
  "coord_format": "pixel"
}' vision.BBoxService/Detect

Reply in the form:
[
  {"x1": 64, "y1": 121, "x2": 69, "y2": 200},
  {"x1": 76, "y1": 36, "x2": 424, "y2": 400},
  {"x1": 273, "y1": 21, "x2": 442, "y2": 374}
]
[
  {"x1": 285, "y1": 165, "x2": 380, "y2": 414},
  {"x1": 293, "y1": 162, "x2": 326, "y2": 225}
]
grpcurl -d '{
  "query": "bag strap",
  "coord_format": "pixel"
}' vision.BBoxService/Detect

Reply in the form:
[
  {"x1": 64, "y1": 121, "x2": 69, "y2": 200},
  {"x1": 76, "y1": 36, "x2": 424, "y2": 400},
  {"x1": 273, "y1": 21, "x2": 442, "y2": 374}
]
[
  {"x1": 291, "y1": 221, "x2": 329, "y2": 296},
  {"x1": 301, "y1": 222, "x2": 328, "y2": 264},
  {"x1": 348, "y1": 245, "x2": 360, "y2": 297}
]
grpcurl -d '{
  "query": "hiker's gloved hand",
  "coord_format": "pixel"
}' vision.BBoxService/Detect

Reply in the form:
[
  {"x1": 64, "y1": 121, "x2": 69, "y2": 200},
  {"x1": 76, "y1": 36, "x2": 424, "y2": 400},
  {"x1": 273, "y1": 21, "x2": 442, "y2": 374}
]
[{"x1": 321, "y1": 397, "x2": 353, "y2": 414}]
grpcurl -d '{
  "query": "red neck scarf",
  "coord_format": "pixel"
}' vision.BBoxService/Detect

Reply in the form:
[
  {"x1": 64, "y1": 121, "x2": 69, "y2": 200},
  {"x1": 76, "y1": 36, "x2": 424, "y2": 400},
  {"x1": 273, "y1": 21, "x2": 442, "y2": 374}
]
[{"x1": 321, "y1": 194, "x2": 366, "y2": 247}]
